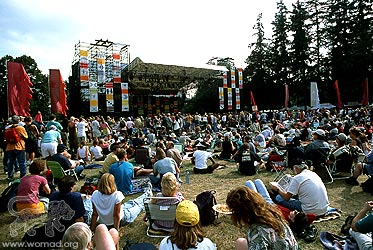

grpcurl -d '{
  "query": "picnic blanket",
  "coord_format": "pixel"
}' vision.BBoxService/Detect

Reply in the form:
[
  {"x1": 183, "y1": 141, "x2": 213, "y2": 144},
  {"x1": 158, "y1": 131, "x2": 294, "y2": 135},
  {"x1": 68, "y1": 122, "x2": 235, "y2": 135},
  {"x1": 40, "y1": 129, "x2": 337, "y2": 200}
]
[
  {"x1": 313, "y1": 207, "x2": 342, "y2": 223},
  {"x1": 124, "y1": 178, "x2": 152, "y2": 195}
]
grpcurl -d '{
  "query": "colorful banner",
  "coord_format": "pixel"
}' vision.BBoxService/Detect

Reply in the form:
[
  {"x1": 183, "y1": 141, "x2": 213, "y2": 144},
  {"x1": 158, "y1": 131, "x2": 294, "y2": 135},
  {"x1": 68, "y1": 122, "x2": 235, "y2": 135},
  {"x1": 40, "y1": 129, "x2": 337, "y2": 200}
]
[
  {"x1": 113, "y1": 53, "x2": 121, "y2": 83},
  {"x1": 219, "y1": 87, "x2": 224, "y2": 110},
  {"x1": 97, "y1": 53, "x2": 105, "y2": 83},
  {"x1": 227, "y1": 88, "x2": 232, "y2": 110},
  {"x1": 89, "y1": 81, "x2": 98, "y2": 112},
  {"x1": 79, "y1": 50, "x2": 89, "y2": 82},
  {"x1": 230, "y1": 67, "x2": 236, "y2": 89},
  {"x1": 49, "y1": 69, "x2": 68, "y2": 116},
  {"x1": 7, "y1": 62, "x2": 33, "y2": 116},
  {"x1": 237, "y1": 68, "x2": 243, "y2": 89},
  {"x1": 223, "y1": 72, "x2": 228, "y2": 88},
  {"x1": 235, "y1": 88, "x2": 240, "y2": 110},
  {"x1": 333, "y1": 80, "x2": 342, "y2": 108},
  {"x1": 121, "y1": 82, "x2": 129, "y2": 112},
  {"x1": 106, "y1": 82, "x2": 114, "y2": 112}
]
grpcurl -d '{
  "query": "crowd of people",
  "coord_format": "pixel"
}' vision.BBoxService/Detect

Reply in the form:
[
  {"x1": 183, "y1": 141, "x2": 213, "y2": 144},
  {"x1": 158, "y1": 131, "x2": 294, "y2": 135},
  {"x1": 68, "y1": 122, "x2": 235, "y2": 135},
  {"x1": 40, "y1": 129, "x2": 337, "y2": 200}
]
[{"x1": 2, "y1": 106, "x2": 373, "y2": 249}]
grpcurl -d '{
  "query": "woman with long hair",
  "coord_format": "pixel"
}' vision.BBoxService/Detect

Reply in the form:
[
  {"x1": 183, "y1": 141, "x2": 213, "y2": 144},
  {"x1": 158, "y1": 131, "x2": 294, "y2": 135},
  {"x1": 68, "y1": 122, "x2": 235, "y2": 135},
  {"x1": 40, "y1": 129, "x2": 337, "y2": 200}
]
[
  {"x1": 159, "y1": 200, "x2": 216, "y2": 250},
  {"x1": 226, "y1": 186, "x2": 298, "y2": 250}
]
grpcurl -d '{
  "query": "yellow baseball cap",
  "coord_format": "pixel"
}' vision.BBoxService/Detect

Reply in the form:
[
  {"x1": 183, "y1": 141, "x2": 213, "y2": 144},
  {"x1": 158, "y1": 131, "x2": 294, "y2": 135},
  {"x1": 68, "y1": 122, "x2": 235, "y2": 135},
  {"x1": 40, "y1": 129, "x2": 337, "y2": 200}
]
[{"x1": 176, "y1": 200, "x2": 200, "y2": 227}]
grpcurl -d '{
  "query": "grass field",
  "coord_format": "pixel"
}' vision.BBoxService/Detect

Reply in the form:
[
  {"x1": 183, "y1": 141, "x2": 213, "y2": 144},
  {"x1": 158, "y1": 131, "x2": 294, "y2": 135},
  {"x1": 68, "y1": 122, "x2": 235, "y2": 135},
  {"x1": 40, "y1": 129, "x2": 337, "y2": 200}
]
[{"x1": 0, "y1": 156, "x2": 370, "y2": 249}]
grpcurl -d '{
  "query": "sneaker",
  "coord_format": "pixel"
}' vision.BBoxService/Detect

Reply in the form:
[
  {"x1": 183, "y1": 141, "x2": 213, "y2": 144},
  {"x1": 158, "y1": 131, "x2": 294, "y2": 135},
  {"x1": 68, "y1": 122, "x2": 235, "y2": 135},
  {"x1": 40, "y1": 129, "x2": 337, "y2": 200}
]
[{"x1": 345, "y1": 177, "x2": 359, "y2": 186}]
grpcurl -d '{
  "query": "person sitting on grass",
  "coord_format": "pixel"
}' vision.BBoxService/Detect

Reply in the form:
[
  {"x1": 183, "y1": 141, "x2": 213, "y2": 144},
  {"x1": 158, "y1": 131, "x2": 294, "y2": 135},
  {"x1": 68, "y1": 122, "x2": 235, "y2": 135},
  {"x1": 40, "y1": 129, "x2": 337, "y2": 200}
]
[
  {"x1": 90, "y1": 173, "x2": 152, "y2": 232},
  {"x1": 350, "y1": 200, "x2": 373, "y2": 250},
  {"x1": 159, "y1": 200, "x2": 216, "y2": 250},
  {"x1": 150, "y1": 148, "x2": 179, "y2": 189},
  {"x1": 148, "y1": 173, "x2": 184, "y2": 232},
  {"x1": 191, "y1": 142, "x2": 221, "y2": 174},
  {"x1": 109, "y1": 148, "x2": 152, "y2": 194},
  {"x1": 102, "y1": 143, "x2": 121, "y2": 173},
  {"x1": 90, "y1": 138, "x2": 106, "y2": 161},
  {"x1": 226, "y1": 186, "x2": 298, "y2": 250},
  {"x1": 16, "y1": 160, "x2": 51, "y2": 215}
]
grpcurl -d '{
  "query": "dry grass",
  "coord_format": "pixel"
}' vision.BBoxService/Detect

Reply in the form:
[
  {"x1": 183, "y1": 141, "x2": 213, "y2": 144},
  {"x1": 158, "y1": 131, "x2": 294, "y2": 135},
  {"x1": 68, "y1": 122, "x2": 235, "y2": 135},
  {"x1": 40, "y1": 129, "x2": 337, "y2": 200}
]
[{"x1": 0, "y1": 158, "x2": 371, "y2": 249}]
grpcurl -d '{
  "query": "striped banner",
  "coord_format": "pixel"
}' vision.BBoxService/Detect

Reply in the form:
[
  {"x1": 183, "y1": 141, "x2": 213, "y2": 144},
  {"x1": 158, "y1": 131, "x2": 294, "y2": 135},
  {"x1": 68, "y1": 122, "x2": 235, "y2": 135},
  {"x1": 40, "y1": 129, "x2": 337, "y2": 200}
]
[
  {"x1": 147, "y1": 97, "x2": 152, "y2": 111},
  {"x1": 237, "y1": 68, "x2": 243, "y2": 89},
  {"x1": 173, "y1": 100, "x2": 178, "y2": 113},
  {"x1": 219, "y1": 87, "x2": 224, "y2": 110},
  {"x1": 235, "y1": 88, "x2": 240, "y2": 110},
  {"x1": 231, "y1": 67, "x2": 236, "y2": 88},
  {"x1": 223, "y1": 72, "x2": 228, "y2": 88},
  {"x1": 106, "y1": 82, "x2": 114, "y2": 112},
  {"x1": 113, "y1": 53, "x2": 121, "y2": 83},
  {"x1": 80, "y1": 50, "x2": 89, "y2": 82},
  {"x1": 89, "y1": 81, "x2": 98, "y2": 112},
  {"x1": 97, "y1": 53, "x2": 105, "y2": 83},
  {"x1": 121, "y1": 82, "x2": 129, "y2": 112},
  {"x1": 227, "y1": 88, "x2": 232, "y2": 110}
]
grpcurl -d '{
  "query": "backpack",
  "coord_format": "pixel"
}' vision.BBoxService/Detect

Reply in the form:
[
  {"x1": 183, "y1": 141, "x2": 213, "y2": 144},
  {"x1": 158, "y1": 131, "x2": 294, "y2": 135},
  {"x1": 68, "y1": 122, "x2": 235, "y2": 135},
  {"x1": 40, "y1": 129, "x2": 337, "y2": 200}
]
[
  {"x1": 194, "y1": 190, "x2": 218, "y2": 226},
  {"x1": 0, "y1": 179, "x2": 20, "y2": 212},
  {"x1": 4, "y1": 125, "x2": 21, "y2": 144}
]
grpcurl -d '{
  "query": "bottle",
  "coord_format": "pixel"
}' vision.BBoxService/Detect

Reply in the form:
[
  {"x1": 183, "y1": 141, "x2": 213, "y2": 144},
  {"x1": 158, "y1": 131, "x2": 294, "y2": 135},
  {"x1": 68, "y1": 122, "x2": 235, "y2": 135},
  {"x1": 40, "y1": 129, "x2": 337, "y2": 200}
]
[{"x1": 185, "y1": 171, "x2": 190, "y2": 184}]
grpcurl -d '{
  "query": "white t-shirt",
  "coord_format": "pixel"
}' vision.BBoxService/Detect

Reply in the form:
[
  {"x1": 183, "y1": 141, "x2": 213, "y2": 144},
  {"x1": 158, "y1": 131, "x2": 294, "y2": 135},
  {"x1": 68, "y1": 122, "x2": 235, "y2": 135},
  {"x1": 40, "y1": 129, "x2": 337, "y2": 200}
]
[
  {"x1": 193, "y1": 150, "x2": 212, "y2": 169},
  {"x1": 91, "y1": 190, "x2": 124, "y2": 226},
  {"x1": 287, "y1": 169, "x2": 329, "y2": 216},
  {"x1": 77, "y1": 121, "x2": 87, "y2": 137},
  {"x1": 92, "y1": 120, "x2": 100, "y2": 131},
  {"x1": 159, "y1": 236, "x2": 216, "y2": 250},
  {"x1": 90, "y1": 145, "x2": 103, "y2": 159}
]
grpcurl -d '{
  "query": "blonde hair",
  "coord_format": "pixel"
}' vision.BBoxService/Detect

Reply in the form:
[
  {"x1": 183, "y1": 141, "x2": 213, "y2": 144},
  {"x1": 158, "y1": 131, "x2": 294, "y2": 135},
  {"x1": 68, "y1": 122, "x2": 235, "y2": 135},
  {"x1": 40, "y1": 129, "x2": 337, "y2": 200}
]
[
  {"x1": 97, "y1": 173, "x2": 117, "y2": 195},
  {"x1": 161, "y1": 172, "x2": 178, "y2": 197},
  {"x1": 62, "y1": 222, "x2": 92, "y2": 250}
]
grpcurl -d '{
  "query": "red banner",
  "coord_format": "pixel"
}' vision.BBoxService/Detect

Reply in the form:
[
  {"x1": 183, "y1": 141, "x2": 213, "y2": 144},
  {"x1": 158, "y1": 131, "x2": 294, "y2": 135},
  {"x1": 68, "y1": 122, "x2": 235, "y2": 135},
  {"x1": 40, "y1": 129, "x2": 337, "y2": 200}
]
[
  {"x1": 284, "y1": 84, "x2": 289, "y2": 109},
  {"x1": 49, "y1": 69, "x2": 68, "y2": 116},
  {"x1": 362, "y1": 78, "x2": 369, "y2": 106},
  {"x1": 7, "y1": 62, "x2": 33, "y2": 116},
  {"x1": 250, "y1": 91, "x2": 257, "y2": 106},
  {"x1": 333, "y1": 80, "x2": 342, "y2": 108}
]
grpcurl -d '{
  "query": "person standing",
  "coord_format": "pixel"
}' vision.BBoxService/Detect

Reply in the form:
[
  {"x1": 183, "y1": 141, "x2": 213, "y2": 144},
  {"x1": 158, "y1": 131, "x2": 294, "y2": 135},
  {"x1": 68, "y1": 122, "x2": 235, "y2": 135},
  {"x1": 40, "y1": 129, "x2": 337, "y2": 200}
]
[
  {"x1": 76, "y1": 117, "x2": 88, "y2": 144},
  {"x1": 5, "y1": 115, "x2": 28, "y2": 180},
  {"x1": 46, "y1": 114, "x2": 63, "y2": 131},
  {"x1": 24, "y1": 116, "x2": 40, "y2": 165},
  {"x1": 40, "y1": 125, "x2": 62, "y2": 159}
]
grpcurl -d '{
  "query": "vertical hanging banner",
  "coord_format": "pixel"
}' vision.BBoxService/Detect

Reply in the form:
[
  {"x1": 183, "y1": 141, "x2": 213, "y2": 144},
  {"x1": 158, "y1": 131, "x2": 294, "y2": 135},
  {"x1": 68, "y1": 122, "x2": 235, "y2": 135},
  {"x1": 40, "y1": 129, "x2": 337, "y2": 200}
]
[
  {"x1": 235, "y1": 88, "x2": 240, "y2": 110},
  {"x1": 155, "y1": 97, "x2": 160, "y2": 113},
  {"x1": 230, "y1": 67, "x2": 236, "y2": 89},
  {"x1": 97, "y1": 52, "x2": 105, "y2": 83},
  {"x1": 219, "y1": 87, "x2": 224, "y2": 110},
  {"x1": 106, "y1": 82, "x2": 114, "y2": 112},
  {"x1": 138, "y1": 96, "x2": 144, "y2": 115},
  {"x1": 49, "y1": 69, "x2": 68, "y2": 116},
  {"x1": 284, "y1": 84, "x2": 289, "y2": 109},
  {"x1": 112, "y1": 53, "x2": 121, "y2": 83},
  {"x1": 227, "y1": 88, "x2": 233, "y2": 110},
  {"x1": 237, "y1": 68, "x2": 243, "y2": 89},
  {"x1": 80, "y1": 50, "x2": 89, "y2": 82},
  {"x1": 173, "y1": 100, "x2": 178, "y2": 113},
  {"x1": 164, "y1": 98, "x2": 170, "y2": 113},
  {"x1": 147, "y1": 97, "x2": 152, "y2": 112},
  {"x1": 89, "y1": 81, "x2": 98, "y2": 112},
  {"x1": 333, "y1": 80, "x2": 342, "y2": 108},
  {"x1": 310, "y1": 82, "x2": 320, "y2": 107},
  {"x1": 7, "y1": 62, "x2": 33, "y2": 116},
  {"x1": 362, "y1": 78, "x2": 369, "y2": 106},
  {"x1": 223, "y1": 72, "x2": 228, "y2": 88},
  {"x1": 121, "y1": 82, "x2": 129, "y2": 112}
]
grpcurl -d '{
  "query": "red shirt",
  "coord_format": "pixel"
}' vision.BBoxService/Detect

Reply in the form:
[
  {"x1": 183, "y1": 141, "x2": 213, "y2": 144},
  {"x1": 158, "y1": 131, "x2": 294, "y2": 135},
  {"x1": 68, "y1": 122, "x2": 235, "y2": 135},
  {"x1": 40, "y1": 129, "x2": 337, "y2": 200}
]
[{"x1": 17, "y1": 175, "x2": 47, "y2": 204}]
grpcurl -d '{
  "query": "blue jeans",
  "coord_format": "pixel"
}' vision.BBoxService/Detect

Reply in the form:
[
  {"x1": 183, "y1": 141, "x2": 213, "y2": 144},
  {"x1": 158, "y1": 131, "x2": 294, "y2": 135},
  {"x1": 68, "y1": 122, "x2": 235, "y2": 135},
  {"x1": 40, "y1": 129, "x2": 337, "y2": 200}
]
[
  {"x1": 349, "y1": 228, "x2": 373, "y2": 250},
  {"x1": 275, "y1": 194, "x2": 302, "y2": 211},
  {"x1": 245, "y1": 179, "x2": 274, "y2": 205},
  {"x1": 121, "y1": 192, "x2": 147, "y2": 224},
  {"x1": 74, "y1": 165, "x2": 84, "y2": 176},
  {"x1": 7, "y1": 150, "x2": 26, "y2": 178}
]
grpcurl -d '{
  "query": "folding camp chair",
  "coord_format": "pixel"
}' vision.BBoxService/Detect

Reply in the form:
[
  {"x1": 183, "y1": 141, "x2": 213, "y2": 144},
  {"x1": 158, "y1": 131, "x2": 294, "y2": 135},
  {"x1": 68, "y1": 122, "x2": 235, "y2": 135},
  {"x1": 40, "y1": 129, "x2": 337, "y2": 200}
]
[
  {"x1": 143, "y1": 197, "x2": 178, "y2": 238},
  {"x1": 307, "y1": 147, "x2": 332, "y2": 183},
  {"x1": 47, "y1": 161, "x2": 78, "y2": 183},
  {"x1": 174, "y1": 143, "x2": 184, "y2": 156}
]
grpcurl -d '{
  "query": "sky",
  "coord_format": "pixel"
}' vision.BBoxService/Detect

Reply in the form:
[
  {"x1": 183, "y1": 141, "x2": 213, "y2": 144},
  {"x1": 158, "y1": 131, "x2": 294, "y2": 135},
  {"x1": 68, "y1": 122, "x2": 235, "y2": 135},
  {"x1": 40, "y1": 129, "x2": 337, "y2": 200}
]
[{"x1": 0, "y1": 0, "x2": 295, "y2": 80}]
